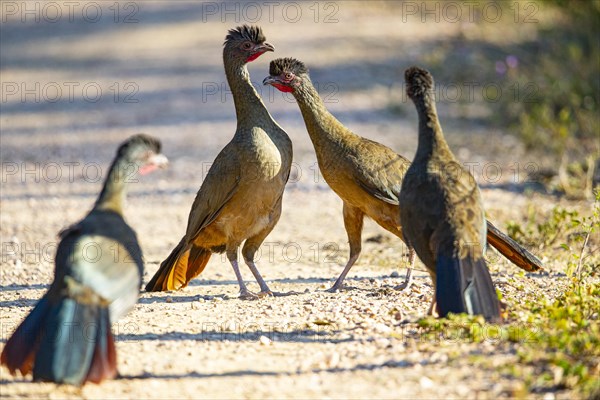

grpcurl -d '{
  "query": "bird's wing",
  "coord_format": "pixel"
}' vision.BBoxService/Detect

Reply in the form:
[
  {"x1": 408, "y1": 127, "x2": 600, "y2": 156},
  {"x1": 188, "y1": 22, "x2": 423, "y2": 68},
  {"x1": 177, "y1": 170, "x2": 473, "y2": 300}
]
[
  {"x1": 54, "y1": 214, "x2": 142, "y2": 321},
  {"x1": 436, "y1": 160, "x2": 487, "y2": 253},
  {"x1": 351, "y1": 139, "x2": 410, "y2": 206},
  {"x1": 184, "y1": 144, "x2": 241, "y2": 241},
  {"x1": 399, "y1": 171, "x2": 444, "y2": 269}
]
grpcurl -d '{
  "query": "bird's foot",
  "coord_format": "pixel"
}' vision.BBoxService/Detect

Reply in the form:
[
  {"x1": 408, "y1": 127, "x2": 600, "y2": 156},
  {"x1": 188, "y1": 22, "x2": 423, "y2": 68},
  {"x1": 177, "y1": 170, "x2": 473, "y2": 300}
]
[
  {"x1": 393, "y1": 280, "x2": 412, "y2": 291},
  {"x1": 324, "y1": 285, "x2": 354, "y2": 293},
  {"x1": 270, "y1": 290, "x2": 301, "y2": 297},
  {"x1": 238, "y1": 289, "x2": 260, "y2": 300}
]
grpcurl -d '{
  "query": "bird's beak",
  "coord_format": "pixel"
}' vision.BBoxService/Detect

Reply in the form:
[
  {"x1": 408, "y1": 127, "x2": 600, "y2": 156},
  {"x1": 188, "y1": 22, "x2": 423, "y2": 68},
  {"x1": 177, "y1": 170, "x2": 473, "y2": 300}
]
[
  {"x1": 263, "y1": 76, "x2": 278, "y2": 86},
  {"x1": 149, "y1": 153, "x2": 169, "y2": 169},
  {"x1": 260, "y1": 42, "x2": 275, "y2": 52},
  {"x1": 139, "y1": 153, "x2": 169, "y2": 175}
]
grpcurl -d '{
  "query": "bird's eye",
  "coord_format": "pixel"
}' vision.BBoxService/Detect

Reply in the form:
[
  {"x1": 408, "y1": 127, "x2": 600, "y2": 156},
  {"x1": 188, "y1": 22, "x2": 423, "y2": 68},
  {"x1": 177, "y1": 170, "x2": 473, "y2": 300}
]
[
  {"x1": 242, "y1": 42, "x2": 253, "y2": 50},
  {"x1": 284, "y1": 73, "x2": 293, "y2": 81}
]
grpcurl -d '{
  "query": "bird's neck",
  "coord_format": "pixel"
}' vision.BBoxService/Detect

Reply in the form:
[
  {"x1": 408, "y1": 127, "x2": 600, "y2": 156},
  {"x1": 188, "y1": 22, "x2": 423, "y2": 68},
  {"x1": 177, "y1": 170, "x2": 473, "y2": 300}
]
[
  {"x1": 224, "y1": 57, "x2": 270, "y2": 125},
  {"x1": 413, "y1": 93, "x2": 451, "y2": 161},
  {"x1": 293, "y1": 80, "x2": 351, "y2": 149},
  {"x1": 93, "y1": 157, "x2": 132, "y2": 215}
]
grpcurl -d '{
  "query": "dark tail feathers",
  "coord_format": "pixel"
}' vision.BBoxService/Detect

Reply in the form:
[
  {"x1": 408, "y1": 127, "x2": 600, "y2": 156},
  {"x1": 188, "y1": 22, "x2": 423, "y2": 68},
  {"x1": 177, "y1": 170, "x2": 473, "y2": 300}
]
[
  {"x1": 1, "y1": 295, "x2": 116, "y2": 386},
  {"x1": 436, "y1": 253, "x2": 501, "y2": 322}
]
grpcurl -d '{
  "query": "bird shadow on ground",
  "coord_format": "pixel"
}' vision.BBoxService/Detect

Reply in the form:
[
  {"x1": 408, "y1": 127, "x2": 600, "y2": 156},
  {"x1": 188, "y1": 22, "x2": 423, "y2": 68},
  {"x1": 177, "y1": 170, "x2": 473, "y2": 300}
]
[
  {"x1": 185, "y1": 273, "x2": 417, "y2": 287},
  {"x1": 137, "y1": 294, "x2": 209, "y2": 304},
  {"x1": 117, "y1": 358, "x2": 427, "y2": 382},
  {"x1": 115, "y1": 327, "x2": 347, "y2": 344},
  {"x1": 139, "y1": 273, "x2": 425, "y2": 304},
  {"x1": 0, "y1": 284, "x2": 49, "y2": 292},
  {"x1": 0, "y1": 359, "x2": 427, "y2": 386},
  {"x1": 0, "y1": 298, "x2": 40, "y2": 309},
  {"x1": 0, "y1": 284, "x2": 48, "y2": 309}
]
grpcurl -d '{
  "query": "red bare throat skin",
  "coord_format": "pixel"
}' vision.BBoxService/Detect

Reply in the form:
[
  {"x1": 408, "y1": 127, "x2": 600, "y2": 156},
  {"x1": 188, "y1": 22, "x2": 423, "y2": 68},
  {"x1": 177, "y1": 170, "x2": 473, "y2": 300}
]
[
  {"x1": 246, "y1": 51, "x2": 265, "y2": 62},
  {"x1": 272, "y1": 83, "x2": 293, "y2": 93},
  {"x1": 139, "y1": 164, "x2": 158, "y2": 175}
]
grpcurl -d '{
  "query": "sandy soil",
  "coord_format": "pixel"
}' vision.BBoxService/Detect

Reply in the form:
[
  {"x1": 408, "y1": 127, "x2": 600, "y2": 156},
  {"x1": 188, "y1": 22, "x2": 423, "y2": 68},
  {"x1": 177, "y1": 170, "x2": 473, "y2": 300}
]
[{"x1": 1, "y1": 2, "x2": 597, "y2": 399}]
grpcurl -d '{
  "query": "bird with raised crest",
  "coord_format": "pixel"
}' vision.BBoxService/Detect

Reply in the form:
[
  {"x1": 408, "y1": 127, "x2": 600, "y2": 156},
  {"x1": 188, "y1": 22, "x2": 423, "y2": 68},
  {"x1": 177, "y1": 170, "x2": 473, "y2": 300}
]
[
  {"x1": 1, "y1": 134, "x2": 168, "y2": 385},
  {"x1": 145, "y1": 25, "x2": 293, "y2": 300}
]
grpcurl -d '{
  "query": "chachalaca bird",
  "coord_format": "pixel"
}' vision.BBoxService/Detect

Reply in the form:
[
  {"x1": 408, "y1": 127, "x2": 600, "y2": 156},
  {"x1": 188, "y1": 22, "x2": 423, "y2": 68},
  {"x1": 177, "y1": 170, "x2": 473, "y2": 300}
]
[
  {"x1": 400, "y1": 66, "x2": 500, "y2": 321},
  {"x1": 263, "y1": 58, "x2": 542, "y2": 293},
  {"x1": 1, "y1": 134, "x2": 168, "y2": 385},
  {"x1": 145, "y1": 25, "x2": 293, "y2": 299},
  {"x1": 264, "y1": 57, "x2": 415, "y2": 292}
]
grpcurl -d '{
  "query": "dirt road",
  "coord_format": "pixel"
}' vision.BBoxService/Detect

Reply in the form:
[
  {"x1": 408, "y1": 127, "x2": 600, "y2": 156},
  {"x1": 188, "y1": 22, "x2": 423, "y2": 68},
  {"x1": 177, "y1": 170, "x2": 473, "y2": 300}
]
[{"x1": 0, "y1": 2, "x2": 592, "y2": 398}]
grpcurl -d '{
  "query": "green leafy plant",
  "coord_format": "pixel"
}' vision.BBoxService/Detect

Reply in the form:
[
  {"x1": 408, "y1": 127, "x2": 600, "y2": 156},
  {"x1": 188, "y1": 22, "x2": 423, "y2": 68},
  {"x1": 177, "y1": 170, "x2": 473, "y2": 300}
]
[
  {"x1": 418, "y1": 194, "x2": 599, "y2": 397},
  {"x1": 506, "y1": 205, "x2": 582, "y2": 249}
]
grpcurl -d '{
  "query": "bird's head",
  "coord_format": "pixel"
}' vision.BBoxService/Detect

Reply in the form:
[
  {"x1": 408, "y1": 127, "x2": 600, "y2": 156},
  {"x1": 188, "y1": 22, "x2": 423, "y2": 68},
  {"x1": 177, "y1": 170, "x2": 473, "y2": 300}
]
[
  {"x1": 262, "y1": 57, "x2": 308, "y2": 93},
  {"x1": 405, "y1": 66, "x2": 434, "y2": 100},
  {"x1": 117, "y1": 134, "x2": 169, "y2": 175},
  {"x1": 224, "y1": 25, "x2": 274, "y2": 64}
]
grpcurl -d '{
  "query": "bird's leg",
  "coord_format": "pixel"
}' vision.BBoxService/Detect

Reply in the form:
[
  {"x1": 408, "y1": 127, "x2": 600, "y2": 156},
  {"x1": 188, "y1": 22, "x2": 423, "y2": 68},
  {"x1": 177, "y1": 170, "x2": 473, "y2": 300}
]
[
  {"x1": 428, "y1": 297, "x2": 439, "y2": 317},
  {"x1": 327, "y1": 253, "x2": 360, "y2": 293},
  {"x1": 241, "y1": 240, "x2": 272, "y2": 296},
  {"x1": 242, "y1": 238, "x2": 299, "y2": 297},
  {"x1": 245, "y1": 258, "x2": 272, "y2": 297},
  {"x1": 395, "y1": 247, "x2": 415, "y2": 291},
  {"x1": 240, "y1": 202, "x2": 299, "y2": 298},
  {"x1": 246, "y1": 257, "x2": 300, "y2": 297},
  {"x1": 327, "y1": 203, "x2": 364, "y2": 293},
  {"x1": 427, "y1": 281, "x2": 438, "y2": 317},
  {"x1": 227, "y1": 249, "x2": 258, "y2": 300}
]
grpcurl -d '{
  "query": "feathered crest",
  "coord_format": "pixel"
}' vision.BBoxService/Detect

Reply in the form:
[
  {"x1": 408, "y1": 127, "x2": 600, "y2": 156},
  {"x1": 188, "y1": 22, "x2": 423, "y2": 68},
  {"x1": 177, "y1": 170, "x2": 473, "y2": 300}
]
[
  {"x1": 117, "y1": 134, "x2": 162, "y2": 157},
  {"x1": 224, "y1": 25, "x2": 266, "y2": 45},
  {"x1": 405, "y1": 66, "x2": 434, "y2": 99},
  {"x1": 269, "y1": 57, "x2": 308, "y2": 76}
]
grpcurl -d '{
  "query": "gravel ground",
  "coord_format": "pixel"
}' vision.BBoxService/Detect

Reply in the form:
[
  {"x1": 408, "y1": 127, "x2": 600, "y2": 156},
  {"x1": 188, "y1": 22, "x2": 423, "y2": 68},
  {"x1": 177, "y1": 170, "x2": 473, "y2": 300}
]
[{"x1": 0, "y1": 2, "x2": 597, "y2": 399}]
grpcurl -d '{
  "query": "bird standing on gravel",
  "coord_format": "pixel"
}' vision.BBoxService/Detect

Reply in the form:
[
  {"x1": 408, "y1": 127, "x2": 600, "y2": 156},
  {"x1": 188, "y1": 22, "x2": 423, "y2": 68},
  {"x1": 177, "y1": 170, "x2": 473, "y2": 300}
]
[
  {"x1": 263, "y1": 58, "x2": 542, "y2": 293},
  {"x1": 400, "y1": 66, "x2": 501, "y2": 321},
  {"x1": 264, "y1": 57, "x2": 415, "y2": 293},
  {"x1": 145, "y1": 26, "x2": 293, "y2": 299},
  {"x1": 1, "y1": 134, "x2": 168, "y2": 385}
]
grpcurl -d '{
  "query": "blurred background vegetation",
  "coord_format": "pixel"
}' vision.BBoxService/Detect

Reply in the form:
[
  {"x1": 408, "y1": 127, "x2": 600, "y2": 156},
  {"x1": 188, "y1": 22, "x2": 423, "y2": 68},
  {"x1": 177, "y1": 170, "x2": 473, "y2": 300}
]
[{"x1": 393, "y1": 0, "x2": 599, "y2": 199}]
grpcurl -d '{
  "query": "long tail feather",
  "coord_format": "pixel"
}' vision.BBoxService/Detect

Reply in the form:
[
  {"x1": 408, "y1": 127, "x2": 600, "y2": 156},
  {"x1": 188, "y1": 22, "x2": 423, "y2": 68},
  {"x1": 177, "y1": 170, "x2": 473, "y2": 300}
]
[
  {"x1": 1, "y1": 296, "x2": 51, "y2": 376},
  {"x1": 486, "y1": 220, "x2": 543, "y2": 272},
  {"x1": 145, "y1": 239, "x2": 211, "y2": 292},
  {"x1": 85, "y1": 308, "x2": 117, "y2": 383},
  {"x1": 436, "y1": 253, "x2": 501, "y2": 322},
  {"x1": 31, "y1": 299, "x2": 116, "y2": 386},
  {"x1": 186, "y1": 246, "x2": 211, "y2": 283},
  {"x1": 3, "y1": 296, "x2": 117, "y2": 386}
]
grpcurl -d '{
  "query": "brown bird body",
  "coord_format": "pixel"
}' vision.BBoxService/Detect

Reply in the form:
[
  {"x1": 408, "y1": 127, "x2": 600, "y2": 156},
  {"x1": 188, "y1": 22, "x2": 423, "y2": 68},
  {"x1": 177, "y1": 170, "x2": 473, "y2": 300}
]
[
  {"x1": 400, "y1": 66, "x2": 500, "y2": 321},
  {"x1": 146, "y1": 26, "x2": 292, "y2": 299},
  {"x1": 264, "y1": 58, "x2": 415, "y2": 292},
  {"x1": 263, "y1": 58, "x2": 542, "y2": 293}
]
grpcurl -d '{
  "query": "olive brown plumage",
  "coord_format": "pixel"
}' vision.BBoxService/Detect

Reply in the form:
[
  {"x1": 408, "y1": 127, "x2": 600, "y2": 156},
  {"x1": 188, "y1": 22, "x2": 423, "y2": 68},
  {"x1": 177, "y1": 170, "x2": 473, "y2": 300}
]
[
  {"x1": 400, "y1": 66, "x2": 500, "y2": 321},
  {"x1": 263, "y1": 58, "x2": 542, "y2": 294},
  {"x1": 145, "y1": 26, "x2": 293, "y2": 299},
  {"x1": 264, "y1": 57, "x2": 415, "y2": 292}
]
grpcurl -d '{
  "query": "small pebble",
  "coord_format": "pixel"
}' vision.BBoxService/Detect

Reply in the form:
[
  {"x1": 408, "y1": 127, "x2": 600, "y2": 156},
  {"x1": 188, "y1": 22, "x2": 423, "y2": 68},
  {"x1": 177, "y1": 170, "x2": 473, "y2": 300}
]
[
  {"x1": 259, "y1": 335, "x2": 271, "y2": 345},
  {"x1": 419, "y1": 376, "x2": 434, "y2": 389}
]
